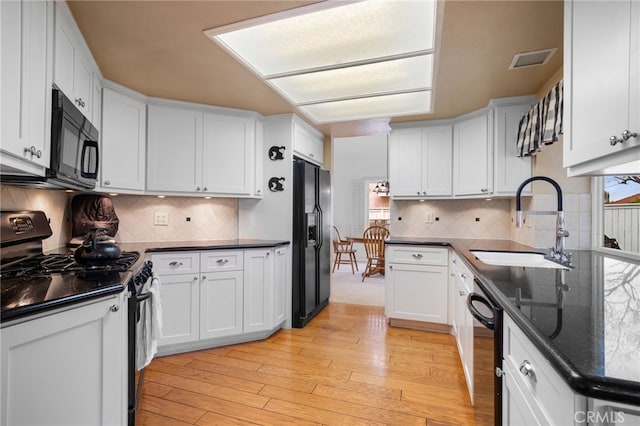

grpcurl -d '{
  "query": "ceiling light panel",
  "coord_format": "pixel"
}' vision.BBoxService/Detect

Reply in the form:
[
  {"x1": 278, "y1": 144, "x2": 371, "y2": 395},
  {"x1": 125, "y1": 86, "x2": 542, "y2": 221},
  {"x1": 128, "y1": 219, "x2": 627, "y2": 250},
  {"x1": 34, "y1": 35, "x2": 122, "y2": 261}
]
[
  {"x1": 210, "y1": 0, "x2": 436, "y2": 77},
  {"x1": 299, "y1": 91, "x2": 432, "y2": 123},
  {"x1": 270, "y1": 54, "x2": 433, "y2": 104}
]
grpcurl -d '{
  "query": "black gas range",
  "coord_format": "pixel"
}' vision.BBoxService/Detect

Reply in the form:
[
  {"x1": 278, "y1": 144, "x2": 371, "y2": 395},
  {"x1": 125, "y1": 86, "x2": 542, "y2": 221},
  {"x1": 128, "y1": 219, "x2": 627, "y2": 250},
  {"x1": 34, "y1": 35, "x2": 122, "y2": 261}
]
[{"x1": 0, "y1": 211, "x2": 141, "y2": 322}]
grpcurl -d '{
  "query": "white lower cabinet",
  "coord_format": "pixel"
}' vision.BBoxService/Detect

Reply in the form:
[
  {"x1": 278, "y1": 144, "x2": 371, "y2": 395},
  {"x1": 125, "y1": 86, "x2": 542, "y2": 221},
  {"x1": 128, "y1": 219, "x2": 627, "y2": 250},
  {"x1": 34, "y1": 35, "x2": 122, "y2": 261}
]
[
  {"x1": 157, "y1": 273, "x2": 199, "y2": 346},
  {"x1": 588, "y1": 399, "x2": 640, "y2": 425},
  {"x1": 151, "y1": 246, "x2": 287, "y2": 353},
  {"x1": 450, "y1": 252, "x2": 474, "y2": 401},
  {"x1": 503, "y1": 314, "x2": 586, "y2": 425},
  {"x1": 200, "y1": 270, "x2": 243, "y2": 339},
  {"x1": 385, "y1": 245, "x2": 448, "y2": 324},
  {"x1": 0, "y1": 294, "x2": 127, "y2": 426}
]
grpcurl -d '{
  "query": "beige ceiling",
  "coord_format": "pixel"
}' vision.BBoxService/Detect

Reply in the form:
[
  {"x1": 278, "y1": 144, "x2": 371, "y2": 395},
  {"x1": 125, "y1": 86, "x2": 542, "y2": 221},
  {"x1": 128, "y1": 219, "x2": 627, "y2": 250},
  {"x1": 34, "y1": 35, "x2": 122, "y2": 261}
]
[{"x1": 67, "y1": 0, "x2": 563, "y2": 137}]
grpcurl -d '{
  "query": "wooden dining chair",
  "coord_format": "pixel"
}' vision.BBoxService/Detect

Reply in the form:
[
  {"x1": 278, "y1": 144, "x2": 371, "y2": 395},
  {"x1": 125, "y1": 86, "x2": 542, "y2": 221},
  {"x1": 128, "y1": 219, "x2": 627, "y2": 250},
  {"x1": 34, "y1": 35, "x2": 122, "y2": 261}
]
[
  {"x1": 361, "y1": 225, "x2": 390, "y2": 281},
  {"x1": 332, "y1": 226, "x2": 358, "y2": 274}
]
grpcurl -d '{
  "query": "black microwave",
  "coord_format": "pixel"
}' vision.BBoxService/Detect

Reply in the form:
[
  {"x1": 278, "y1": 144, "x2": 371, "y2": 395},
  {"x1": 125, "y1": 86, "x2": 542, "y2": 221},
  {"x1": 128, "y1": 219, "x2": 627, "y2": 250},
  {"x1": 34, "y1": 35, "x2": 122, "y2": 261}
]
[
  {"x1": 48, "y1": 88, "x2": 99, "y2": 189},
  {"x1": 1, "y1": 88, "x2": 100, "y2": 190}
]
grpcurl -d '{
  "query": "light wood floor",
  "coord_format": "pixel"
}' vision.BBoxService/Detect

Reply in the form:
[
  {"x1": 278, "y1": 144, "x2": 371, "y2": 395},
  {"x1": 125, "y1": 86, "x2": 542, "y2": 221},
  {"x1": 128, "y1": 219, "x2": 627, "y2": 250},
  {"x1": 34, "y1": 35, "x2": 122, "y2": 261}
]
[{"x1": 139, "y1": 303, "x2": 487, "y2": 425}]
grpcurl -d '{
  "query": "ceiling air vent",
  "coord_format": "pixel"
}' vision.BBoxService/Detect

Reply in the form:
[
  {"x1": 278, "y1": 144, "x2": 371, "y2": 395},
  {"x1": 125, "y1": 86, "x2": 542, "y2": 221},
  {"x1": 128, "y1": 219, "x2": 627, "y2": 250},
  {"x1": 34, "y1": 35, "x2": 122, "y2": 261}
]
[{"x1": 508, "y1": 48, "x2": 557, "y2": 70}]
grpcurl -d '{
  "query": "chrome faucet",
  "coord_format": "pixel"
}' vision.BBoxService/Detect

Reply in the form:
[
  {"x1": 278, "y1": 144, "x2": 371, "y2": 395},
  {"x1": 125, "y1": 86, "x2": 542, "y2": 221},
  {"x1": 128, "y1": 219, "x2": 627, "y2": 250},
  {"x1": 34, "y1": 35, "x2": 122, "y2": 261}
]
[{"x1": 515, "y1": 176, "x2": 572, "y2": 267}]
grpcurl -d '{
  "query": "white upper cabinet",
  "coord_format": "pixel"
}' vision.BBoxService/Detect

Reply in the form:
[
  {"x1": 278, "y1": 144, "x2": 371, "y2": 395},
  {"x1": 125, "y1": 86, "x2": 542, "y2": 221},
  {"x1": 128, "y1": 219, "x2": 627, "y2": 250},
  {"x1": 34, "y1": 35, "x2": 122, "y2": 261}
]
[
  {"x1": 491, "y1": 97, "x2": 535, "y2": 195},
  {"x1": 564, "y1": 0, "x2": 640, "y2": 176},
  {"x1": 147, "y1": 104, "x2": 204, "y2": 193},
  {"x1": 293, "y1": 119, "x2": 324, "y2": 166},
  {"x1": 390, "y1": 125, "x2": 452, "y2": 198},
  {"x1": 100, "y1": 86, "x2": 146, "y2": 192},
  {"x1": 147, "y1": 102, "x2": 260, "y2": 197},
  {"x1": 202, "y1": 113, "x2": 255, "y2": 196},
  {"x1": 53, "y1": 1, "x2": 98, "y2": 121},
  {"x1": 453, "y1": 112, "x2": 492, "y2": 197},
  {"x1": 0, "y1": 0, "x2": 52, "y2": 175}
]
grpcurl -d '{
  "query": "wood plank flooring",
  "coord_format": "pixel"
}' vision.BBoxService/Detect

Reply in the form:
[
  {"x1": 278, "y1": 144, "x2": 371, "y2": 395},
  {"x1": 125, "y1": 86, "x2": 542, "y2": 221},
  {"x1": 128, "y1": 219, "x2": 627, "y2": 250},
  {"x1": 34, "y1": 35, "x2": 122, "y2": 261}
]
[{"x1": 138, "y1": 303, "x2": 488, "y2": 425}]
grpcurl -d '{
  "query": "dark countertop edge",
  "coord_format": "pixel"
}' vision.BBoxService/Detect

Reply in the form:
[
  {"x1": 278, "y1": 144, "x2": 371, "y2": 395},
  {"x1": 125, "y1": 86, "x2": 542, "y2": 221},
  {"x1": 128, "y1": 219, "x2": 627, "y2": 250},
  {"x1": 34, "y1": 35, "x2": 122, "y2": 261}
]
[
  {"x1": 1, "y1": 284, "x2": 126, "y2": 323},
  {"x1": 140, "y1": 240, "x2": 291, "y2": 253},
  {"x1": 386, "y1": 237, "x2": 640, "y2": 406}
]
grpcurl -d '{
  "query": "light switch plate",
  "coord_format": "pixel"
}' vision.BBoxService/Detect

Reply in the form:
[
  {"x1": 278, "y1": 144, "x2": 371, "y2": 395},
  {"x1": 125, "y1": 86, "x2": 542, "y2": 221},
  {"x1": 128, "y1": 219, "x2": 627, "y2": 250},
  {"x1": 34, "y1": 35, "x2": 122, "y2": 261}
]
[
  {"x1": 425, "y1": 212, "x2": 433, "y2": 224},
  {"x1": 154, "y1": 212, "x2": 169, "y2": 226}
]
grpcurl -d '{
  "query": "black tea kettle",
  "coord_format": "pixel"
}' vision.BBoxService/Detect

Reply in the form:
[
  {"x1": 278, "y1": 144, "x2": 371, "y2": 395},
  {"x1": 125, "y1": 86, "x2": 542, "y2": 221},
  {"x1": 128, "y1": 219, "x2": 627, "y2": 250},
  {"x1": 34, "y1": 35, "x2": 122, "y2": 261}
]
[{"x1": 74, "y1": 228, "x2": 122, "y2": 265}]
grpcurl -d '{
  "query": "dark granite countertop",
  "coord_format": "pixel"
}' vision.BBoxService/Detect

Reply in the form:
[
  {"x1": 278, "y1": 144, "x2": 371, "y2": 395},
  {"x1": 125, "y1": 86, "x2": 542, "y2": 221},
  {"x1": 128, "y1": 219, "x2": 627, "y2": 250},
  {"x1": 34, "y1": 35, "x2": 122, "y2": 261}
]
[
  {"x1": 2, "y1": 240, "x2": 289, "y2": 324},
  {"x1": 387, "y1": 237, "x2": 640, "y2": 405}
]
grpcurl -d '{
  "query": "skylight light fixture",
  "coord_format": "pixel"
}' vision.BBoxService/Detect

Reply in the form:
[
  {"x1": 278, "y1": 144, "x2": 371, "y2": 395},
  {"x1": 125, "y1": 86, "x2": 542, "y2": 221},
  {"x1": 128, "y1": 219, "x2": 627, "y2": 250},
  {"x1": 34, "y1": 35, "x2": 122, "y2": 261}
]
[{"x1": 204, "y1": 0, "x2": 439, "y2": 124}]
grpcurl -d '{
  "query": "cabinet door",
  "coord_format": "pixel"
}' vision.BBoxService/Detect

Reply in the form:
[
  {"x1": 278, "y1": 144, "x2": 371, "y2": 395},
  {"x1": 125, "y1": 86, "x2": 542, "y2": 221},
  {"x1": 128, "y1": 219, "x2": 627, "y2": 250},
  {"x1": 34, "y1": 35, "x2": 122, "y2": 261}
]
[
  {"x1": 243, "y1": 249, "x2": 274, "y2": 333},
  {"x1": 293, "y1": 122, "x2": 324, "y2": 166},
  {"x1": 1, "y1": 295, "x2": 127, "y2": 426},
  {"x1": 202, "y1": 113, "x2": 254, "y2": 195},
  {"x1": 100, "y1": 87, "x2": 146, "y2": 191},
  {"x1": 453, "y1": 114, "x2": 491, "y2": 196},
  {"x1": 493, "y1": 103, "x2": 533, "y2": 195},
  {"x1": 503, "y1": 365, "x2": 542, "y2": 426},
  {"x1": 147, "y1": 105, "x2": 203, "y2": 192},
  {"x1": 589, "y1": 399, "x2": 640, "y2": 425},
  {"x1": 422, "y1": 126, "x2": 453, "y2": 197},
  {"x1": 157, "y1": 274, "x2": 199, "y2": 346},
  {"x1": 0, "y1": 0, "x2": 51, "y2": 171},
  {"x1": 385, "y1": 263, "x2": 448, "y2": 323},
  {"x1": 200, "y1": 271, "x2": 243, "y2": 339},
  {"x1": 273, "y1": 246, "x2": 288, "y2": 327},
  {"x1": 564, "y1": 0, "x2": 640, "y2": 169},
  {"x1": 390, "y1": 128, "x2": 423, "y2": 197},
  {"x1": 53, "y1": 1, "x2": 92, "y2": 118}
]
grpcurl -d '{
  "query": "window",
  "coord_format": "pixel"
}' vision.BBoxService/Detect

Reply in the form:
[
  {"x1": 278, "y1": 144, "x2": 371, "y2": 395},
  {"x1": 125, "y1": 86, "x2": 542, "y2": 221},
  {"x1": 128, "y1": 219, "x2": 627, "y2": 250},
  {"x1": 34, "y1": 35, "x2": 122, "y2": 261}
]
[{"x1": 598, "y1": 176, "x2": 640, "y2": 256}]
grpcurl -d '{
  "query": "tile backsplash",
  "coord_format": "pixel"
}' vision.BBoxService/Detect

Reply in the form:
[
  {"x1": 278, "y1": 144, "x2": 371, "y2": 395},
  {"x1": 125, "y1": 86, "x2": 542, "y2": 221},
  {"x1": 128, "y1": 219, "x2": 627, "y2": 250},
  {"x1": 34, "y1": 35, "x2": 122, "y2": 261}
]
[
  {"x1": 111, "y1": 194, "x2": 237, "y2": 242},
  {"x1": 391, "y1": 199, "x2": 512, "y2": 240},
  {"x1": 1, "y1": 185, "x2": 239, "y2": 247},
  {"x1": 390, "y1": 193, "x2": 592, "y2": 250}
]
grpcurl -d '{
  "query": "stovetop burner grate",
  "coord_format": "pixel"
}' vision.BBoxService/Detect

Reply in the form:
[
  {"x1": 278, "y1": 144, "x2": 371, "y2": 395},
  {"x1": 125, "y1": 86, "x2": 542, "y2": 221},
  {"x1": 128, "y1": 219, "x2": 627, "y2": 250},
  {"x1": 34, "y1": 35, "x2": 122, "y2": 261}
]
[{"x1": 0, "y1": 252, "x2": 139, "y2": 279}]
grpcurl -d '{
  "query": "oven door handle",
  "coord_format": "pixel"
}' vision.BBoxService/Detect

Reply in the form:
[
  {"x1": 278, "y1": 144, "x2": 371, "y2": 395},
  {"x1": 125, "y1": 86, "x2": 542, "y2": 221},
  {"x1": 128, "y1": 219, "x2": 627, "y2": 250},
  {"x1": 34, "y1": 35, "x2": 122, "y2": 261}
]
[
  {"x1": 136, "y1": 292, "x2": 152, "y2": 303},
  {"x1": 467, "y1": 292, "x2": 495, "y2": 330}
]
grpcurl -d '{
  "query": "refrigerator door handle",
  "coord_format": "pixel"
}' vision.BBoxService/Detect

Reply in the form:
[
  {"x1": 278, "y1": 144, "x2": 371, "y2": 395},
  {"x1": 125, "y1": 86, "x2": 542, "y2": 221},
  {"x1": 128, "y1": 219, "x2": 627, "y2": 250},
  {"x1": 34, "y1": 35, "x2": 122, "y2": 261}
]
[{"x1": 316, "y1": 208, "x2": 323, "y2": 248}]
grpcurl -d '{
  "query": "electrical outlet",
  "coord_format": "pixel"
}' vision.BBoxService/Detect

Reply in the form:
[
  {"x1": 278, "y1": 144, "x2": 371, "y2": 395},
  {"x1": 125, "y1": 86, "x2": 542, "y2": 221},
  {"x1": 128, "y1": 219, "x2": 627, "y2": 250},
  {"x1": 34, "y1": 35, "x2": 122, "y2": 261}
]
[
  {"x1": 425, "y1": 212, "x2": 433, "y2": 224},
  {"x1": 153, "y1": 212, "x2": 169, "y2": 226}
]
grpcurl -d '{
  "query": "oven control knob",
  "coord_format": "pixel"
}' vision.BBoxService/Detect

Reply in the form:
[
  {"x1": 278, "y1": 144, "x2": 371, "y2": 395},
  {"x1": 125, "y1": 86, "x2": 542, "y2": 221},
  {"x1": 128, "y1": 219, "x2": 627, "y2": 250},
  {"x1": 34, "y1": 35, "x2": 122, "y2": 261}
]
[{"x1": 110, "y1": 304, "x2": 119, "y2": 312}]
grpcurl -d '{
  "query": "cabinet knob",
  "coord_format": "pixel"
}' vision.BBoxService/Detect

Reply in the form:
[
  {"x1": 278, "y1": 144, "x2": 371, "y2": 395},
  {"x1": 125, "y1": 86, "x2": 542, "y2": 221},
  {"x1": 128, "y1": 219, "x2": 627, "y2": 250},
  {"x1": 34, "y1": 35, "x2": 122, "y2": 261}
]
[
  {"x1": 216, "y1": 259, "x2": 229, "y2": 264},
  {"x1": 412, "y1": 253, "x2": 423, "y2": 259},
  {"x1": 610, "y1": 131, "x2": 637, "y2": 146},
  {"x1": 266, "y1": 252, "x2": 270, "y2": 256},
  {"x1": 422, "y1": 191, "x2": 427, "y2": 195},
  {"x1": 109, "y1": 304, "x2": 119, "y2": 312},
  {"x1": 75, "y1": 98, "x2": 85, "y2": 108},
  {"x1": 309, "y1": 153, "x2": 314, "y2": 158},
  {"x1": 480, "y1": 188, "x2": 488, "y2": 193},
  {"x1": 461, "y1": 273, "x2": 468, "y2": 280},
  {"x1": 169, "y1": 261, "x2": 183, "y2": 267},
  {"x1": 193, "y1": 276, "x2": 198, "y2": 281},
  {"x1": 256, "y1": 189, "x2": 261, "y2": 194},
  {"x1": 417, "y1": 191, "x2": 421, "y2": 195},
  {"x1": 104, "y1": 180, "x2": 111, "y2": 186},
  {"x1": 24, "y1": 146, "x2": 41, "y2": 158},
  {"x1": 519, "y1": 360, "x2": 537, "y2": 382},
  {"x1": 202, "y1": 275, "x2": 207, "y2": 280},
  {"x1": 389, "y1": 265, "x2": 393, "y2": 271},
  {"x1": 203, "y1": 187, "x2": 208, "y2": 191},
  {"x1": 196, "y1": 187, "x2": 201, "y2": 191},
  {"x1": 459, "y1": 290, "x2": 466, "y2": 296}
]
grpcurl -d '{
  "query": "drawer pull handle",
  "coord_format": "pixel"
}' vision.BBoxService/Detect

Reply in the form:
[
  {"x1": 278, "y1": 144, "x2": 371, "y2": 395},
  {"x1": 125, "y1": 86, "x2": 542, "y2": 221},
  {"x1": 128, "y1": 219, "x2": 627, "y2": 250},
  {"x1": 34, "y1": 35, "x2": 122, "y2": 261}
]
[
  {"x1": 412, "y1": 253, "x2": 423, "y2": 259},
  {"x1": 519, "y1": 360, "x2": 537, "y2": 383},
  {"x1": 169, "y1": 261, "x2": 183, "y2": 267},
  {"x1": 216, "y1": 259, "x2": 229, "y2": 264}
]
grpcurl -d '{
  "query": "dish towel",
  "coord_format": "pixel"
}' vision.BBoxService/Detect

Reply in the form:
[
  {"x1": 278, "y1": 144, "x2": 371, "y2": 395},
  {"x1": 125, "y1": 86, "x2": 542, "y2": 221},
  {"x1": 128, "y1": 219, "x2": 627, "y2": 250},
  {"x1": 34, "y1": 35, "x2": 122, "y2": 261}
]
[
  {"x1": 516, "y1": 79, "x2": 563, "y2": 157},
  {"x1": 136, "y1": 273, "x2": 163, "y2": 370}
]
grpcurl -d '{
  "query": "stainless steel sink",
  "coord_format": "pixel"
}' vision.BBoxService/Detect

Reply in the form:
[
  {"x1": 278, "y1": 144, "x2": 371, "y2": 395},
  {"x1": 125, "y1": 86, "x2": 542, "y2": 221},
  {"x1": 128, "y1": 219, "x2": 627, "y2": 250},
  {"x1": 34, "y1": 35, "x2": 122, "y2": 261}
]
[{"x1": 470, "y1": 250, "x2": 571, "y2": 269}]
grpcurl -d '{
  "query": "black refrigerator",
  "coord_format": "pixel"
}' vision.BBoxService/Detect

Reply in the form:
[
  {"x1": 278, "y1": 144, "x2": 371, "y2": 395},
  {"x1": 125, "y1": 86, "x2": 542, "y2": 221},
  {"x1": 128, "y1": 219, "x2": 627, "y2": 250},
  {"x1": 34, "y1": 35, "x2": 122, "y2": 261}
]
[{"x1": 292, "y1": 158, "x2": 331, "y2": 328}]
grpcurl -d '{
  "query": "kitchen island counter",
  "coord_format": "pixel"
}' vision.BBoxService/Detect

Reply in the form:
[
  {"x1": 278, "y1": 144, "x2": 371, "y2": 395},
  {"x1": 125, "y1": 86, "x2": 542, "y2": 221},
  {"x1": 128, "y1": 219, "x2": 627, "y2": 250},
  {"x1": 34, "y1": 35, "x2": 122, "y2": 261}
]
[{"x1": 387, "y1": 237, "x2": 640, "y2": 406}]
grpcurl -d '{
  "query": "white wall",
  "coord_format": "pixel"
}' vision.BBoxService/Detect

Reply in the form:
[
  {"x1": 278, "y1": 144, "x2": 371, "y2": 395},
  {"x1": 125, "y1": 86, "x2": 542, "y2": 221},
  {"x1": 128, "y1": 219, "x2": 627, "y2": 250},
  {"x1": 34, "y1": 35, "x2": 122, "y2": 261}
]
[{"x1": 332, "y1": 134, "x2": 388, "y2": 237}]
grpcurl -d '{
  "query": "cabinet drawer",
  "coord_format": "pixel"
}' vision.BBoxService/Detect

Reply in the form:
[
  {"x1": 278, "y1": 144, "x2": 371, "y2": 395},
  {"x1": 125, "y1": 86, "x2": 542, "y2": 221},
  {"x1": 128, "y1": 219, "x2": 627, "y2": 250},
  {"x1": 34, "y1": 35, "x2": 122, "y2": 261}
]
[
  {"x1": 200, "y1": 250, "x2": 243, "y2": 272},
  {"x1": 503, "y1": 314, "x2": 582, "y2": 425},
  {"x1": 386, "y1": 245, "x2": 448, "y2": 266},
  {"x1": 150, "y1": 252, "x2": 200, "y2": 275}
]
